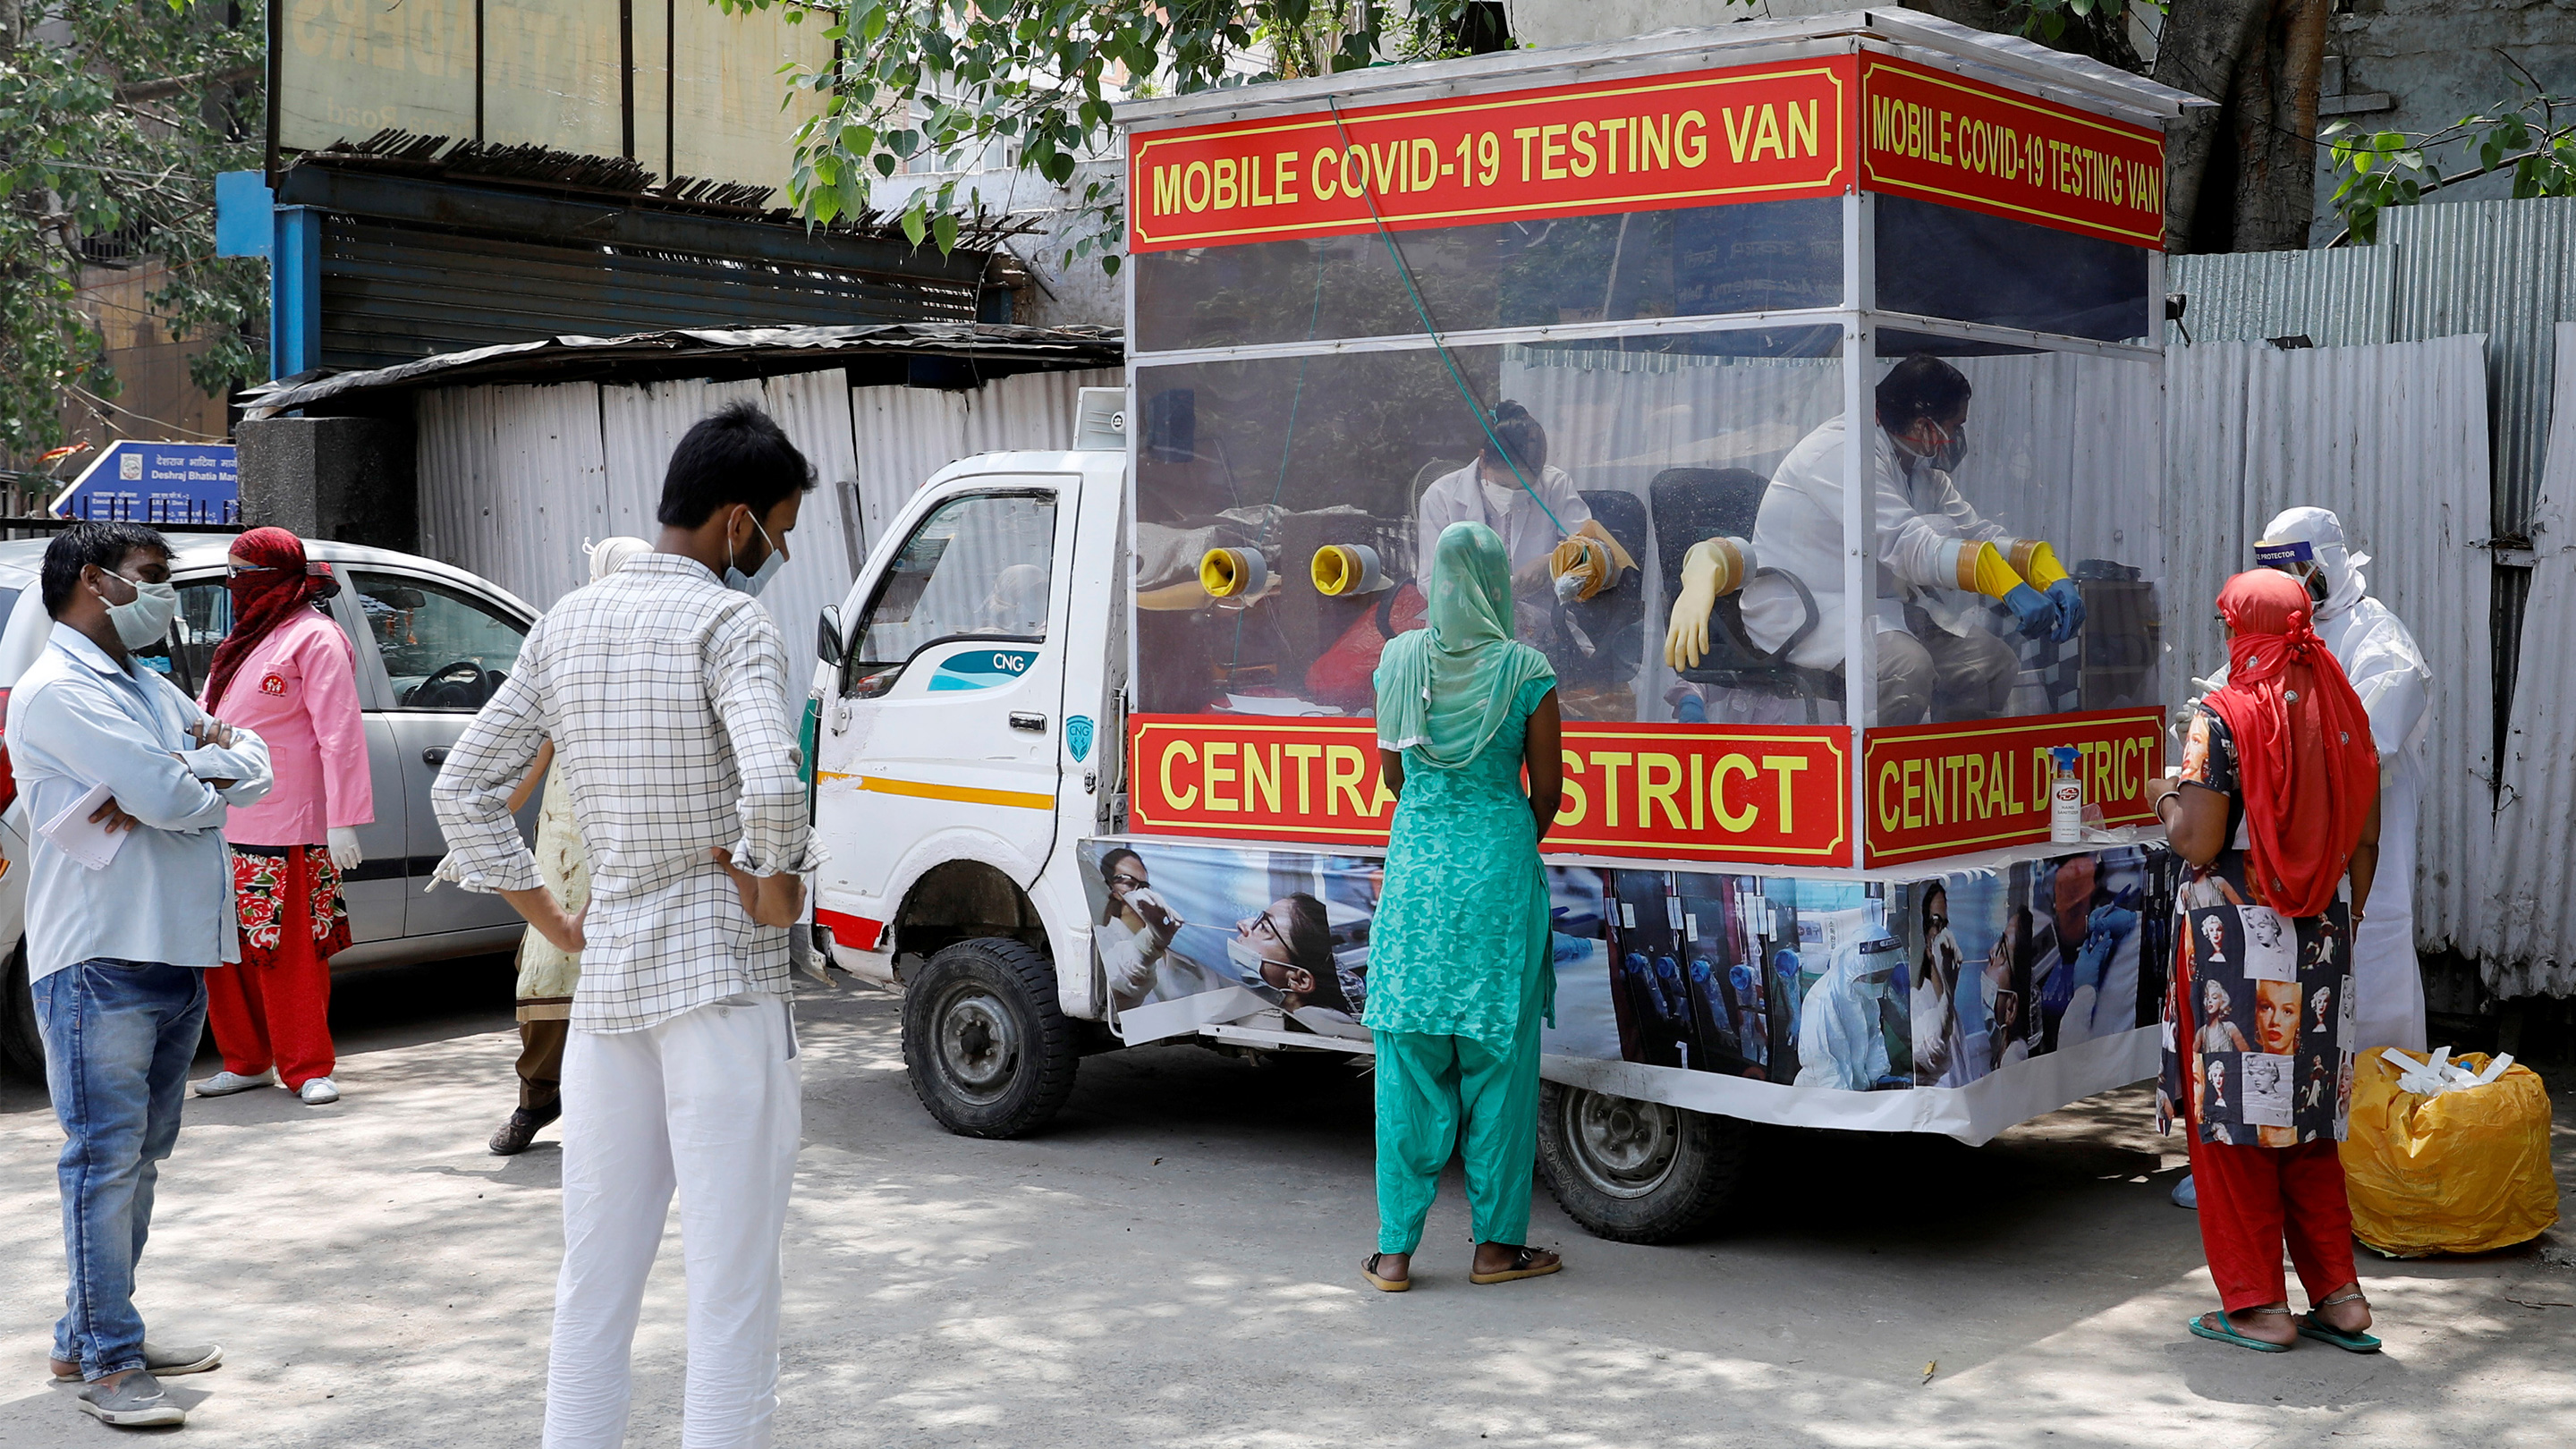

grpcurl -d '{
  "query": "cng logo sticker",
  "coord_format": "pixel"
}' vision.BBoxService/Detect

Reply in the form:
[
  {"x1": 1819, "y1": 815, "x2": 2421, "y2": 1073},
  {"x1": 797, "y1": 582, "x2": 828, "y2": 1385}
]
[
  {"x1": 1065, "y1": 716, "x2": 1094, "y2": 762},
  {"x1": 929, "y1": 648, "x2": 1037, "y2": 691}
]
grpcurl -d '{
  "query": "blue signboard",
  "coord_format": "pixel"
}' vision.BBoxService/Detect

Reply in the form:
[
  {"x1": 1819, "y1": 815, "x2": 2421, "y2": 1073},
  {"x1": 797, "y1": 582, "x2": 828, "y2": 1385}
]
[{"x1": 52, "y1": 441, "x2": 240, "y2": 524}]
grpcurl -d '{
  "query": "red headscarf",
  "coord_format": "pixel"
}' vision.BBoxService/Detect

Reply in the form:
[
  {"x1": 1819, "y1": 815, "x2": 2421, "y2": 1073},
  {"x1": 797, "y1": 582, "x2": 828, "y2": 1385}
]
[
  {"x1": 204, "y1": 526, "x2": 337, "y2": 711},
  {"x1": 2203, "y1": 569, "x2": 2379, "y2": 916}
]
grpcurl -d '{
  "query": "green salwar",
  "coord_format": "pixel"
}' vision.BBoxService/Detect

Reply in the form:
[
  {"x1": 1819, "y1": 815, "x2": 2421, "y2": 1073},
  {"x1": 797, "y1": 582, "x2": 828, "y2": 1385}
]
[{"x1": 1373, "y1": 985, "x2": 1546, "y2": 1253}]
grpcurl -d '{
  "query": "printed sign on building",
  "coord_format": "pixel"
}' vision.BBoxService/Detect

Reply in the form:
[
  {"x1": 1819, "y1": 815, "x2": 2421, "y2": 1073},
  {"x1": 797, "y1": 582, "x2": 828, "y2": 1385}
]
[
  {"x1": 1125, "y1": 716, "x2": 1852, "y2": 866},
  {"x1": 51, "y1": 442, "x2": 240, "y2": 525}
]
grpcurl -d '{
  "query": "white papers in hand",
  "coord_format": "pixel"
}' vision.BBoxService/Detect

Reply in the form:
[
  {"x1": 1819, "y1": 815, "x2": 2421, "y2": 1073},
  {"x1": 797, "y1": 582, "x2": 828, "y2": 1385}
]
[{"x1": 40, "y1": 781, "x2": 129, "y2": 871}]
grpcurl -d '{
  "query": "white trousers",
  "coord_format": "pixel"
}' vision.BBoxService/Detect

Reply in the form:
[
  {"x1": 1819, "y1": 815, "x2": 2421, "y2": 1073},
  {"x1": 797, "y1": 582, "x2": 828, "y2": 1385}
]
[
  {"x1": 2353, "y1": 764, "x2": 2428, "y2": 1055},
  {"x1": 545, "y1": 993, "x2": 801, "y2": 1449}
]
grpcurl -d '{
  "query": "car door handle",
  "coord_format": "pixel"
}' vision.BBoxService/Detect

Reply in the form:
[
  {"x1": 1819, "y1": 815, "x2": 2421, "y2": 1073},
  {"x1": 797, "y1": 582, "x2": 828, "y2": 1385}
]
[
  {"x1": 1009, "y1": 712, "x2": 1048, "y2": 733},
  {"x1": 422, "y1": 747, "x2": 450, "y2": 767}
]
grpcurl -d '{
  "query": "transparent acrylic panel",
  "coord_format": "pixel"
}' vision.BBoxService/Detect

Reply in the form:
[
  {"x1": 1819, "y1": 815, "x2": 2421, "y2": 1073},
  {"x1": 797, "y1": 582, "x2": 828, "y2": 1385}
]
[
  {"x1": 1873, "y1": 195, "x2": 2152, "y2": 343},
  {"x1": 1132, "y1": 199, "x2": 1843, "y2": 353},
  {"x1": 1130, "y1": 326, "x2": 1846, "y2": 728},
  {"x1": 1848, "y1": 329, "x2": 2165, "y2": 728}
]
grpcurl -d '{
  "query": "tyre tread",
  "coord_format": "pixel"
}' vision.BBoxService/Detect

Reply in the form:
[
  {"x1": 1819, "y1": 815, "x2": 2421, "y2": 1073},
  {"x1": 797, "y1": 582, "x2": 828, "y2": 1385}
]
[
  {"x1": 1536, "y1": 1081, "x2": 1747, "y2": 1244},
  {"x1": 902, "y1": 936, "x2": 1079, "y2": 1140}
]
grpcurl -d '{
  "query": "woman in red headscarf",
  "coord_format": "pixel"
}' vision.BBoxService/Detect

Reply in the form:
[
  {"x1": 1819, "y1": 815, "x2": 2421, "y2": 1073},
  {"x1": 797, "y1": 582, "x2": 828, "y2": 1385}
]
[
  {"x1": 2146, "y1": 569, "x2": 2384, "y2": 1355},
  {"x1": 191, "y1": 528, "x2": 374, "y2": 1107}
]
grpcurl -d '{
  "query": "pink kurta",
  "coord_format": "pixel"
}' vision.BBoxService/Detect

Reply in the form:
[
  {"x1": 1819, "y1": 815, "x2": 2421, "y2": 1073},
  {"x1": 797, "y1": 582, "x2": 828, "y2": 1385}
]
[{"x1": 209, "y1": 608, "x2": 373, "y2": 846}]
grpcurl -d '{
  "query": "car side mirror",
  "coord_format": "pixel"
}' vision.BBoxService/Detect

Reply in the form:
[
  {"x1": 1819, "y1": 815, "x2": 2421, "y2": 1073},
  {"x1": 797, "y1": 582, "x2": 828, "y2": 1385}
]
[{"x1": 818, "y1": 605, "x2": 844, "y2": 666}]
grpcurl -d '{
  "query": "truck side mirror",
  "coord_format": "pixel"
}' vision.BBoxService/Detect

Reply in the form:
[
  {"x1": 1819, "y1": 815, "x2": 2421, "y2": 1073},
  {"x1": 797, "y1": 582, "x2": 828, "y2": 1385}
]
[{"x1": 818, "y1": 605, "x2": 844, "y2": 666}]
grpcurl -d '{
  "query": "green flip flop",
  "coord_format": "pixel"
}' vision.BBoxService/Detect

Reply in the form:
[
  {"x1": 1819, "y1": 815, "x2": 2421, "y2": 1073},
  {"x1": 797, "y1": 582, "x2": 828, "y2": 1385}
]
[
  {"x1": 2188, "y1": 1309, "x2": 2293, "y2": 1352},
  {"x1": 2296, "y1": 1291, "x2": 2382, "y2": 1352}
]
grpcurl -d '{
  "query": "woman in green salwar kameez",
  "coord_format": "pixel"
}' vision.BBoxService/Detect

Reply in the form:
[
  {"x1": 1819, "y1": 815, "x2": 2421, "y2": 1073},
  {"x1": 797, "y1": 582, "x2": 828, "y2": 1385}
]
[{"x1": 1361, "y1": 521, "x2": 1565, "y2": 1292}]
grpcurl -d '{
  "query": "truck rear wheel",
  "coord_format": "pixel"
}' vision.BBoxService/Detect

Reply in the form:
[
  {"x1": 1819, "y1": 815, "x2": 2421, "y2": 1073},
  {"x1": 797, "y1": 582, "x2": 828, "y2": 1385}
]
[
  {"x1": 1537, "y1": 1081, "x2": 1745, "y2": 1244},
  {"x1": 902, "y1": 936, "x2": 1078, "y2": 1139}
]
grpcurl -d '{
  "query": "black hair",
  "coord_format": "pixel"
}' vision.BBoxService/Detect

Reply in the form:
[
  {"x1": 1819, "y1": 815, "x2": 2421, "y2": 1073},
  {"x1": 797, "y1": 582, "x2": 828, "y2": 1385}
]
[
  {"x1": 1479, "y1": 400, "x2": 1547, "y2": 477},
  {"x1": 655, "y1": 401, "x2": 816, "y2": 530},
  {"x1": 1279, "y1": 893, "x2": 1351, "y2": 1014},
  {"x1": 1098, "y1": 848, "x2": 1145, "y2": 926},
  {"x1": 1875, "y1": 353, "x2": 1972, "y2": 430},
  {"x1": 42, "y1": 521, "x2": 169, "y2": 617},
  {"x1": 1921, "y1": 882, "x2": 1947, "y2": 930}
]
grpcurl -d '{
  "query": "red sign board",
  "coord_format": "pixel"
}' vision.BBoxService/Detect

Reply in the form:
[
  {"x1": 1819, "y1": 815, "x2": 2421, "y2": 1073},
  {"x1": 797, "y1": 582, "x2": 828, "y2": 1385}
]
[
  {"x1": 1127, "y1": 716, "x2": 1852, "y2": 867},
  {"x1": 1858, "y1": 55, "x2": 2165, "y2": 249},
  {"x1": 1127, "y1": 58, "x2": 1853, "y2": 253},
  {"x1": 1861, "y1": 708, "x2": 2165, "y2": 868}
]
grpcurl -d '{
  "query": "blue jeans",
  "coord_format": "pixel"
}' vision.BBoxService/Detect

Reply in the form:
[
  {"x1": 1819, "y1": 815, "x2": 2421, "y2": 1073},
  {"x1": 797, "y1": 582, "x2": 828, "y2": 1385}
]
[{"x1": 33, "y1": 959, "x2": 207, "y2": 1381}]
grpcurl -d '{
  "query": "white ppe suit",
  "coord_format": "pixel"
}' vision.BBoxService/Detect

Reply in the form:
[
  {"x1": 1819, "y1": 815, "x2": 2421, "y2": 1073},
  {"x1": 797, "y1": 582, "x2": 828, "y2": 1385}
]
[
  {"x1": 1740, "y1": 416, "x2": 2021, "y2": 721},
  {"x1": 2214, "y1": 506, "x2": 2433, "y2": 1053}
]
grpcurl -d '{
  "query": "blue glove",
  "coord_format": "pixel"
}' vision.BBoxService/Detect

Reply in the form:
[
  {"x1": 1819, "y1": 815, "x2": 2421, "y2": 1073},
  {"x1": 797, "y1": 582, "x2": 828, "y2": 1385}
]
[
  {"x1": 2004, "y1": 583, "x2": 2056, "y2": 639},
  {"x1": 2045, "y1": 578, "x2": 2087, "y2": 643}
]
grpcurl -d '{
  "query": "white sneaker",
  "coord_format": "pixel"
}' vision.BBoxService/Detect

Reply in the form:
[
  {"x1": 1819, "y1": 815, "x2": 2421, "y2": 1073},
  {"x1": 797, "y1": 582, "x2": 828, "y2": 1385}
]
[
  {"x1": 193, "y1": 1068, "x2": 275, "y2": 1097},
  {"x1": 299, "y1": 1077, "x2": 341, "y2": 1106}
]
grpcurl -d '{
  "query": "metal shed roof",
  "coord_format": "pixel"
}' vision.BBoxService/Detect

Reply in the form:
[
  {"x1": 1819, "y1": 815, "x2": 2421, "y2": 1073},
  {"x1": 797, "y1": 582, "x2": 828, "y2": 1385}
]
[{"x1": 241, "y1": 322, "x2": 1126, "y2": 419}]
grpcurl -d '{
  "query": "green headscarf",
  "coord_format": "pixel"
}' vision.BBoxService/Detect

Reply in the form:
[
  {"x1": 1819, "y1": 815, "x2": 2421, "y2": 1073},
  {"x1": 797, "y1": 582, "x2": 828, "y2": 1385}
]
[{"x1": 1374, "y1": 521, "x2": 1556, "y2": 769}]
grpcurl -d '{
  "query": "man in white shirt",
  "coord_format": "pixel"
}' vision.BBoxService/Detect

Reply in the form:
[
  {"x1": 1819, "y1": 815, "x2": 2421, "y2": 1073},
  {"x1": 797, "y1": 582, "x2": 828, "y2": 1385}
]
[
  {"x1": 1412, "y1": 401, "x2": 1594, "y2": 639},
  {"x1": 13, "y1": 521, "x2": 272, "y2": 1428},
  {"x1": 1733, "y1": 355, "x2": 2082, "y2": 724},
  {"x1": 433, "y1": 402, "x2": 820, "y2": 1449}
]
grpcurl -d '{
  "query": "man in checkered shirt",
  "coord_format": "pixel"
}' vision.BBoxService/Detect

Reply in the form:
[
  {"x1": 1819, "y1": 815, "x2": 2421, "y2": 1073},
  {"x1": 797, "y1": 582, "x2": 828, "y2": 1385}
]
[{"x1": 431, "y1": 402, "x2": 822, "y2": 1449}]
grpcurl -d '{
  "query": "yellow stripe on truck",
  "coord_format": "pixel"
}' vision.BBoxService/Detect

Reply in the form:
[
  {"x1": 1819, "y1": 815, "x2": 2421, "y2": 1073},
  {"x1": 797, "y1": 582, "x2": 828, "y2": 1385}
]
[{"x1": 852, "y1": 775, "x2": 1055, "y2": 811}]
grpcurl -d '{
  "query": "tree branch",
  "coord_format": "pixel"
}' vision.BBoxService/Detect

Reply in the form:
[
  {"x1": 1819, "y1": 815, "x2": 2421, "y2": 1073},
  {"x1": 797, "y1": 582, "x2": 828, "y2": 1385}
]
[{"x1": 113, "y1": 64, "x2": 258, "y2": 104}]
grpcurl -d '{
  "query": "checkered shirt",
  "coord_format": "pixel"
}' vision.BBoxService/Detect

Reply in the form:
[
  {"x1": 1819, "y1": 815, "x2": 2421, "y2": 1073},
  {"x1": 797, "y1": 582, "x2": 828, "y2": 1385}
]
[{"x1": 430, "y1": 552, "x2": 823, "y2": 1032}]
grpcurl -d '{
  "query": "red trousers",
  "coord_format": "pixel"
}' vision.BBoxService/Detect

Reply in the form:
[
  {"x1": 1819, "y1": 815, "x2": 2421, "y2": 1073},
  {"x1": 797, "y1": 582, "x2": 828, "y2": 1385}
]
[
  {"x1": 206, "y1": 953, "x2": 335, "y2": 1088},
  {"x1": 2187, "y1": 1132, "x2": 2357, "y2": 1312}
]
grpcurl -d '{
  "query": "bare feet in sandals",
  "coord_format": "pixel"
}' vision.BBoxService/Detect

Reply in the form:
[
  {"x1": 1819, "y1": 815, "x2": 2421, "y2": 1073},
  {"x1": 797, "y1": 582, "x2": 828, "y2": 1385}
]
[{"x1": 1470, "y1": 1241, "x2": 1562, "y2": 1284}]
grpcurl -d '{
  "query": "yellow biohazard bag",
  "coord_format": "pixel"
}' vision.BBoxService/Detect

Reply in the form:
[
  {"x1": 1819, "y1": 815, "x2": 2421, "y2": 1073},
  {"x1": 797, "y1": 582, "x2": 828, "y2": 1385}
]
[{"x1": 2339, "y1": 1050, "x2": 2559, "y2": 1257}]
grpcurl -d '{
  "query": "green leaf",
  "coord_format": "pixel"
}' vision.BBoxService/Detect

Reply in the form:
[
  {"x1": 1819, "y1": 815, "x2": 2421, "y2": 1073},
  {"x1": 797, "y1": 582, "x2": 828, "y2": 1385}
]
[
  {"x1": 901, "y1": 203, "x2": 928, "y2": 248},
  {"x1": 933, "y1": 210, "x2": 960, "y2": 254}
]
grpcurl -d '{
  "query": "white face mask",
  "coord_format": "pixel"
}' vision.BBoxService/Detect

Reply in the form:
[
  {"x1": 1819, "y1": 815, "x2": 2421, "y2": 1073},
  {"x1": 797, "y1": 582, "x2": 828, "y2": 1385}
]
[
  {"x1": 98, "y1": 571, "x2": 179, "y2": 649},
  {"x1": 1224, "y1": 935, "x2": 1275, "y2": 987},
  {"x1": 724, "y1": 512, "x2": 787, "y2": 597},
  {"x1": 1480, "y1": 479, "x2": 1521, "y2": 519}
]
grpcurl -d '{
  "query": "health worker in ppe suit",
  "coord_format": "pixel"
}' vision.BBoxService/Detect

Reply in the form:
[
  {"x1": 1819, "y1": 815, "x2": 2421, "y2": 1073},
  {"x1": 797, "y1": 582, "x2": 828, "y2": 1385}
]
[
  {"x1": 2222, "y1": 508, "x2": 2432, "y2": 1053},
  {"x1": 1793, "y1": 905, "x2": 1905, "y2": 1090},
  {"x1": 1415, "y1": 402, "x2": 1634, "y2": 641},
  {"x1": 1707, "y1": 354, "x2": 2085, "y2": 724}
]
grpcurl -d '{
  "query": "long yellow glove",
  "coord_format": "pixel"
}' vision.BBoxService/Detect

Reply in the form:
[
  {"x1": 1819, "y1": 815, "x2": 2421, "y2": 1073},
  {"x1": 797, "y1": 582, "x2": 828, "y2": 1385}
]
[
  {"x1": 1951, "y1": 538, "x2": 2029, "y2": 597},
  {"x1": 1549, "y1": 520, "x2": 1638, "y2": 602},
  {"x1": 1664, "y1": 537, "x2": 1750, "y2": 669},
  {"x1": 2006, "y1": 538, "x2": 2070, "y2": 589}
]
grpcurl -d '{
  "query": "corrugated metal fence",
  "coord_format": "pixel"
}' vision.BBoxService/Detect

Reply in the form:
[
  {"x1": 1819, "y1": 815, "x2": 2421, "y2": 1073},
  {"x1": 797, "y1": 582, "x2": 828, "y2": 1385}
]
[
  {"x1": 2165, "y1": 337, "x2": 2495, "y2": 956},
  {"x1": 2481, "y1": 321, "x2": 2576, "y2": 997},
  {"x1": 418, "y1": 367, "x2": 1118, "y2": 656}
]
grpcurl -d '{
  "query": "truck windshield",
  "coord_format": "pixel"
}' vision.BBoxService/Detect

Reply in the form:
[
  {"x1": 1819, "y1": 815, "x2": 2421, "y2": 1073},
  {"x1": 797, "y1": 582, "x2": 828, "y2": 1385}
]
[{"x1": 846, "y1": 490, "x2": 1055, "y2": 698}]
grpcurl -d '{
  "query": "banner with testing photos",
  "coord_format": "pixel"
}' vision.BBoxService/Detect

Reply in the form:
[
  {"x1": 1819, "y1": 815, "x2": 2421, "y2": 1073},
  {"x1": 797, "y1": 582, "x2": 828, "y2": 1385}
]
[{"x1": 1079, "y1": 836, "x2": 2174, "y2": 1142}]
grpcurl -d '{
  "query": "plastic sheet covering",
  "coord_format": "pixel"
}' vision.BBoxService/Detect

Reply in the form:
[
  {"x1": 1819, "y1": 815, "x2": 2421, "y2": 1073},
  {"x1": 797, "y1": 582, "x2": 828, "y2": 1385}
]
[
  {"x1": 2163, "y1": 337, "x2": 2493, "y2": 955},
  {"x1": 2340, "y1": 1047, "x2": 2557, "y2": 1257},
  {"x1": 2480, "y1": 322, "x2": 2576, "y2": 996}
]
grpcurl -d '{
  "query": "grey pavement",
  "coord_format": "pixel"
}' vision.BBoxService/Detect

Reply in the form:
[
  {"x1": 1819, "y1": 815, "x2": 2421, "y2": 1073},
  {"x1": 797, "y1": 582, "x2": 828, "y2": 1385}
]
[{"x1": 3, "y1": 961, "x2": 2572, "y2": 1447}]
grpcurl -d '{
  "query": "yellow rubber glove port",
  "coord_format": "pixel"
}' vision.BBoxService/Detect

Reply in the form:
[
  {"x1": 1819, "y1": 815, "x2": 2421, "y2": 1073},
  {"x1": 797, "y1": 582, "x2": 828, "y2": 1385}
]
[
  {"x1": 1664, "y1": 537, "x2": 1747, "y2": 670},
  {"x1": 2009, "y1": 538, "x2": 2070, "y2": 589},
  {"x1": 1547, "y1": 521, "x2": 1639, "y2": 603},
  {"x1": 1955, "y1": 539, "x2": 2029, "y2": 599}
]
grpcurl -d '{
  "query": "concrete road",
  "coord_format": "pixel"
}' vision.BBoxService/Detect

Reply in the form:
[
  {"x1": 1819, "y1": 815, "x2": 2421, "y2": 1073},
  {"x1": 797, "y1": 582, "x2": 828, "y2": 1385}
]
[{"x1": 4, "y1": 962, "x2": 2572, "y2": 1448}]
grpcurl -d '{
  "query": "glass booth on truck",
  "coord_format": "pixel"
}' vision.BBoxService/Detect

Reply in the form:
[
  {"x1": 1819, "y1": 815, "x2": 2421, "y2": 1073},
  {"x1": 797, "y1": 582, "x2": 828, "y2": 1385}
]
[{"x1": 1091, "y1": 14, "x2": 2199, "y2": 1195}]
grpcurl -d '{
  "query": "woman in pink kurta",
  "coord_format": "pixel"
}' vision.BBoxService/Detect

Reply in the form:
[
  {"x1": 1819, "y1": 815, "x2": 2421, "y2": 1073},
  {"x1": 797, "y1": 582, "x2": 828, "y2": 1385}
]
[{"x1": 192, "y1": 528, "x2": 374, "y2": 1106}]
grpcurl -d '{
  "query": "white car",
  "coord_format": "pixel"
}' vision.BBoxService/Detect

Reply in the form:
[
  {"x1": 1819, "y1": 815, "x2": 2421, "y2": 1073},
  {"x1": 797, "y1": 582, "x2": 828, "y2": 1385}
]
[{"x1": 0, "y1": 532, "x2": 543, "y2": 1080}]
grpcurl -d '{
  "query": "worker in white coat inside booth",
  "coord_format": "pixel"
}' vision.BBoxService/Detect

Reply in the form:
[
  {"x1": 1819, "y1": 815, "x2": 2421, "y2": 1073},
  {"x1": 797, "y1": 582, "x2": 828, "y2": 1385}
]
[
  {"x1": 1707, "y1": 354, "x2": 2086, "y2": 724},
  {"x1": 2249, "y1": 508, "x2": 2433, "y2": 1053}
]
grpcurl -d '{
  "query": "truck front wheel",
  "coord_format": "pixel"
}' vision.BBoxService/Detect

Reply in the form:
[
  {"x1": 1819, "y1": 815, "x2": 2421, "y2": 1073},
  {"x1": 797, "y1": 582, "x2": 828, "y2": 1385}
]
[
  {"x1": 1536, "y1": 1082, "x2": 1745, "y2": 1244},
  {"x1": 902, "y1": 936, "x2": 1079, "y2": 1139}
]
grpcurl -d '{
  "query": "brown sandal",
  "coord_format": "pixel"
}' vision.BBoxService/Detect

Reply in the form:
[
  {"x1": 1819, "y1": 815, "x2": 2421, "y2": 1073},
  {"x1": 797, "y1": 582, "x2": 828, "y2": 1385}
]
[
  {"x1": 1469, "y1": 1245, "x2": 1563, "y2": 1285},
  {"x1": 1362, "y1": 1253, "x2": 1411, "y2": 1292}
]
